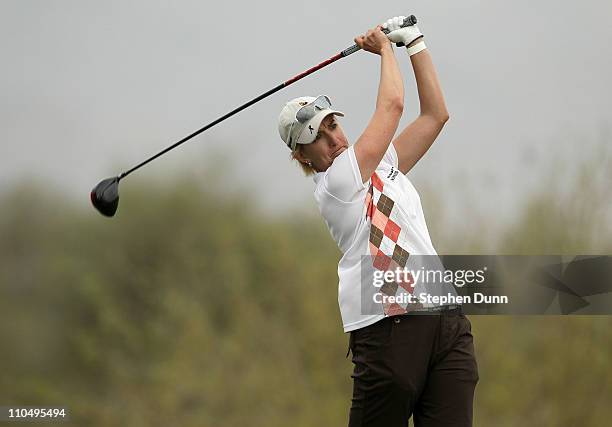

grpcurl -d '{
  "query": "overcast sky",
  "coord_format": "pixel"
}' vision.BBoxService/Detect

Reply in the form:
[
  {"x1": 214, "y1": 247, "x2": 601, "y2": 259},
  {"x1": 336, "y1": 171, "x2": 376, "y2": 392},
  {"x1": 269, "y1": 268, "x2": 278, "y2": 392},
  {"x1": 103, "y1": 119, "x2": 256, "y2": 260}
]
[{"x1": 1, "y1": 0, "x2": 610, "y2": 230}]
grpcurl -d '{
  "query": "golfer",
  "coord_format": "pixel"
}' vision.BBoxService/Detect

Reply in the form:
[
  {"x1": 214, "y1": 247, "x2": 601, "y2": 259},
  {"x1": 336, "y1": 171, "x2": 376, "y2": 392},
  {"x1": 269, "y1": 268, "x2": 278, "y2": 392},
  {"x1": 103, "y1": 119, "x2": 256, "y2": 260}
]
[{"x1": 278, "y1": 16, "x2": 478, "y2": 427}]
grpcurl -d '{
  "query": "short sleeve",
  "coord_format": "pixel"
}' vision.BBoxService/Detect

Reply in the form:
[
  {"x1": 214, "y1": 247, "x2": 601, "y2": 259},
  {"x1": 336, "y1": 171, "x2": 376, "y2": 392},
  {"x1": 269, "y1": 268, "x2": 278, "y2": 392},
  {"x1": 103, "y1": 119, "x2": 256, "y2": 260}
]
[
  {"x1": 381, "y1": 143, "x2": 399, "y2": 168},
  {"x1": 322, "y1": 145, "x2": 368, "y2": 202}
]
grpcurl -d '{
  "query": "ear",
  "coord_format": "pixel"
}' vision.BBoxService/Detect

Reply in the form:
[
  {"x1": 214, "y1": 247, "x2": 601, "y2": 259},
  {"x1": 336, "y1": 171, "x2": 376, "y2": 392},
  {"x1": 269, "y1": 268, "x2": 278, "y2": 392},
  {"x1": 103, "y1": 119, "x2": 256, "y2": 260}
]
[{"x1": 292, "y1": 146, "x2": 310, "y2": 165}]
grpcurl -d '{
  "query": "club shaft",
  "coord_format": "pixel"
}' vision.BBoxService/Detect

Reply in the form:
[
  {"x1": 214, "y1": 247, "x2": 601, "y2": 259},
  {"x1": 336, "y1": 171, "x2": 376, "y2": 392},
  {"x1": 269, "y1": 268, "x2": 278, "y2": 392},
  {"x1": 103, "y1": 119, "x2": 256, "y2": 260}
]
[
  {"x1": 119, "y1": 52, "x2": 350, "y2": 179},
  {"x1": 118, "y1": 15, "x2": 416, "y2": 180}
]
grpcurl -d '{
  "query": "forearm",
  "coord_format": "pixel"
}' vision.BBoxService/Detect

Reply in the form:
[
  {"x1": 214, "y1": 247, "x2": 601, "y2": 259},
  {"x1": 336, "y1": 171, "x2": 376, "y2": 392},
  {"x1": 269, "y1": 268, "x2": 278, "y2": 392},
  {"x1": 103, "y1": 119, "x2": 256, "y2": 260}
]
[
  {"x1": 375, "y1": 45, "x2": 404, "y2": 111},
  {"x1": 408, "y1": 46, "x2": 448, "y2": 120}
]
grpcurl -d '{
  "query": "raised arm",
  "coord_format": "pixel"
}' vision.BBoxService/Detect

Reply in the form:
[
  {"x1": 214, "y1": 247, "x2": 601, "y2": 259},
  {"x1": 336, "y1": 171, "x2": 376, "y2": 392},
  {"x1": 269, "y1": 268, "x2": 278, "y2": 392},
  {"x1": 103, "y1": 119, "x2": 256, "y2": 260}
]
[
  {"x1": 393, "y1": 40, "x2": 449, "y2": 174},
  {"x1": 353, "y1": 26, "x2": 404, "y2": 183}
]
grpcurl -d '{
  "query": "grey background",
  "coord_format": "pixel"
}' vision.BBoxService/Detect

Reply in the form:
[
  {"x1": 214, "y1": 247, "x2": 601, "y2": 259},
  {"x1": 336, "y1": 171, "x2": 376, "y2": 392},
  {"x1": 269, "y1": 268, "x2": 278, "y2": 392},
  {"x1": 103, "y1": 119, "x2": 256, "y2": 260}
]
[{"x1": 1, "y1": 0, "x2": 610, "y2": 231}]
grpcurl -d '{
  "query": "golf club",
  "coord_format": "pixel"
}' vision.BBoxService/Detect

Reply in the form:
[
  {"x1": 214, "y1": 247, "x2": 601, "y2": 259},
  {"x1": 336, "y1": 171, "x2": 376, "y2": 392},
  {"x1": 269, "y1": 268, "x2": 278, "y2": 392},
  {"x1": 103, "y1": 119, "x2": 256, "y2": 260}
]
[{"x1": 90, "y1": 15, "x2": 418, "y2": 217}]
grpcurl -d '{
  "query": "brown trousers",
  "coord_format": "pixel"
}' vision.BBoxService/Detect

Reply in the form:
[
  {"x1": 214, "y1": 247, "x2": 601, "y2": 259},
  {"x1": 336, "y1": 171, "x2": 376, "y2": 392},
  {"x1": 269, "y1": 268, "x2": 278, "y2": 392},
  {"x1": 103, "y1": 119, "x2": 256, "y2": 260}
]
[{"x1": 347, "y1": 308, "x2": 478, "y2": 426}]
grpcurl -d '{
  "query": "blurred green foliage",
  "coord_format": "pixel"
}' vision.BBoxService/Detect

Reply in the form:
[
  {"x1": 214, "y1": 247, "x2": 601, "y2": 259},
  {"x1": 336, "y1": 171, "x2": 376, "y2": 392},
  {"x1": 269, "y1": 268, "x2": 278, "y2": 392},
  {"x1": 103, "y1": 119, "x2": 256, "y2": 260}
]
[{"x1": 0, "y1": 146, "x2": 610, "y2": 426}]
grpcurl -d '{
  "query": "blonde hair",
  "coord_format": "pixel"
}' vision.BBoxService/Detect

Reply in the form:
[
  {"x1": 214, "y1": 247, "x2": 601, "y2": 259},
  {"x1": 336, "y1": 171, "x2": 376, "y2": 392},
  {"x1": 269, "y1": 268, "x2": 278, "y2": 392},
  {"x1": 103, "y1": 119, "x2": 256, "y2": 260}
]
[{"x1": 291, "y1": 144, "x2": 316, "y2": 176}]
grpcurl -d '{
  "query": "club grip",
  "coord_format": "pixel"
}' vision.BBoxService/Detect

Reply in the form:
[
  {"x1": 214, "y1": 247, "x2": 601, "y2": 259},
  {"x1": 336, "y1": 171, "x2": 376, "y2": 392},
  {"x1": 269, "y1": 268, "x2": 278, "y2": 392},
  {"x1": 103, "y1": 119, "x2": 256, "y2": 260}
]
[
  {"x1": 340, "y1": 15, "x2": 418, "y2": 57},
  {"x1": 380, "y1": 15, "x2": 417, "y2": 35}
]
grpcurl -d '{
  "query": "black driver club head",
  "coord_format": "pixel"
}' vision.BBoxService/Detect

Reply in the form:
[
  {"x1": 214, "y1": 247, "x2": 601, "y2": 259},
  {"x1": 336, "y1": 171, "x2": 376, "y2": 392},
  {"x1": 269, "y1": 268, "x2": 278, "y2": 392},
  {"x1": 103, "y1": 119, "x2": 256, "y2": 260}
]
[{"x1": 90, "y1": 176, "x2": 120, "y2": 217}]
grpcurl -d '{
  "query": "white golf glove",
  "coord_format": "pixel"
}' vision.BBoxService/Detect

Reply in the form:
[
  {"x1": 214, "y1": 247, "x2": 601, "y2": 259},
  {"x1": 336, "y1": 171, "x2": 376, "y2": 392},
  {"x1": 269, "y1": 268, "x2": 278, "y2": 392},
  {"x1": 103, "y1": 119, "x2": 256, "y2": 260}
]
[{"x1": 382, "y1": 16, "x2": 423, "y2": 47}]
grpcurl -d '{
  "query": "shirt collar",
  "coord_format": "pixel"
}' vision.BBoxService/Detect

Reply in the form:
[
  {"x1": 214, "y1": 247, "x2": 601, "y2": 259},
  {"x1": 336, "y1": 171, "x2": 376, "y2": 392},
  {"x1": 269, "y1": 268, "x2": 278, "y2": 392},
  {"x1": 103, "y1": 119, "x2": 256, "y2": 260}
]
[{"x1": 312, "y1": 171, "x2": 324, "y2": 184}]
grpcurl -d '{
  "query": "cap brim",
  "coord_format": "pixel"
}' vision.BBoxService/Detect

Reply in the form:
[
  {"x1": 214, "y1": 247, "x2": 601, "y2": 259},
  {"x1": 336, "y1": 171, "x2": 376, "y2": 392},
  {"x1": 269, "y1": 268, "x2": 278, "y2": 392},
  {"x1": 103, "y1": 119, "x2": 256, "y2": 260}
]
[{"x1": 295, "y1": 109, "x2": 344, "y2": 147}]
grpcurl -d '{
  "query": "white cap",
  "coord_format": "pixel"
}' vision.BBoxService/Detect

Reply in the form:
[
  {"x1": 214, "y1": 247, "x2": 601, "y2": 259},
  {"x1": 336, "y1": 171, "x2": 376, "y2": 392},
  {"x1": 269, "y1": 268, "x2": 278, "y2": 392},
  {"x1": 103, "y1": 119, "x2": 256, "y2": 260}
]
[{"x1": 278, "y1": 95, "x2": 344, "y2": 151}]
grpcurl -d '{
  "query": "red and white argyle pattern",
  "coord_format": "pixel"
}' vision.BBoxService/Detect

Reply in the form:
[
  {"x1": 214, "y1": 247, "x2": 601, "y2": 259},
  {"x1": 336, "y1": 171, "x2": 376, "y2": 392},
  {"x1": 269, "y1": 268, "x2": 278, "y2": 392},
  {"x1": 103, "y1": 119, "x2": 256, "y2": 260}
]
[{"x1": 365, "y1": 172, "x2": 424, "y2": 315}]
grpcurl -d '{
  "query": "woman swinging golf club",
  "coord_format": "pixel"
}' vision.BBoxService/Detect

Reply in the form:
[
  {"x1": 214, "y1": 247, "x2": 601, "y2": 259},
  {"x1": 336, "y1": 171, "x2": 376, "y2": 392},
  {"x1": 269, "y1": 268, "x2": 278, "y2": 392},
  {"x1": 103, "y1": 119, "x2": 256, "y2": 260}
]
[{"x1": 277, "y1": 16, "x2": 479, "y2": 427}]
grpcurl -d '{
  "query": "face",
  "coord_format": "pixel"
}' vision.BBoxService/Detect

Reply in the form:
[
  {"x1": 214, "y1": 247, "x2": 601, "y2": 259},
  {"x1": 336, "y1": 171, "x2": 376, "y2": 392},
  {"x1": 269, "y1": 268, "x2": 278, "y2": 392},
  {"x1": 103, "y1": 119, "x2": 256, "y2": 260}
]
[{"x1": 294, "y1": 114, "x2": 349, "y2": 172}]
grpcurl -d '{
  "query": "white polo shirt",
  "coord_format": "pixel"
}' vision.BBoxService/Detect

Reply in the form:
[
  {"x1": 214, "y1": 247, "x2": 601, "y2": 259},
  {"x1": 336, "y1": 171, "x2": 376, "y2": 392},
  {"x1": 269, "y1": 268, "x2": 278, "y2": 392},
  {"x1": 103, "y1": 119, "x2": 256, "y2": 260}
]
[{"x1": 313, "y1": 144, "x2": 457, "y2": 332}]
